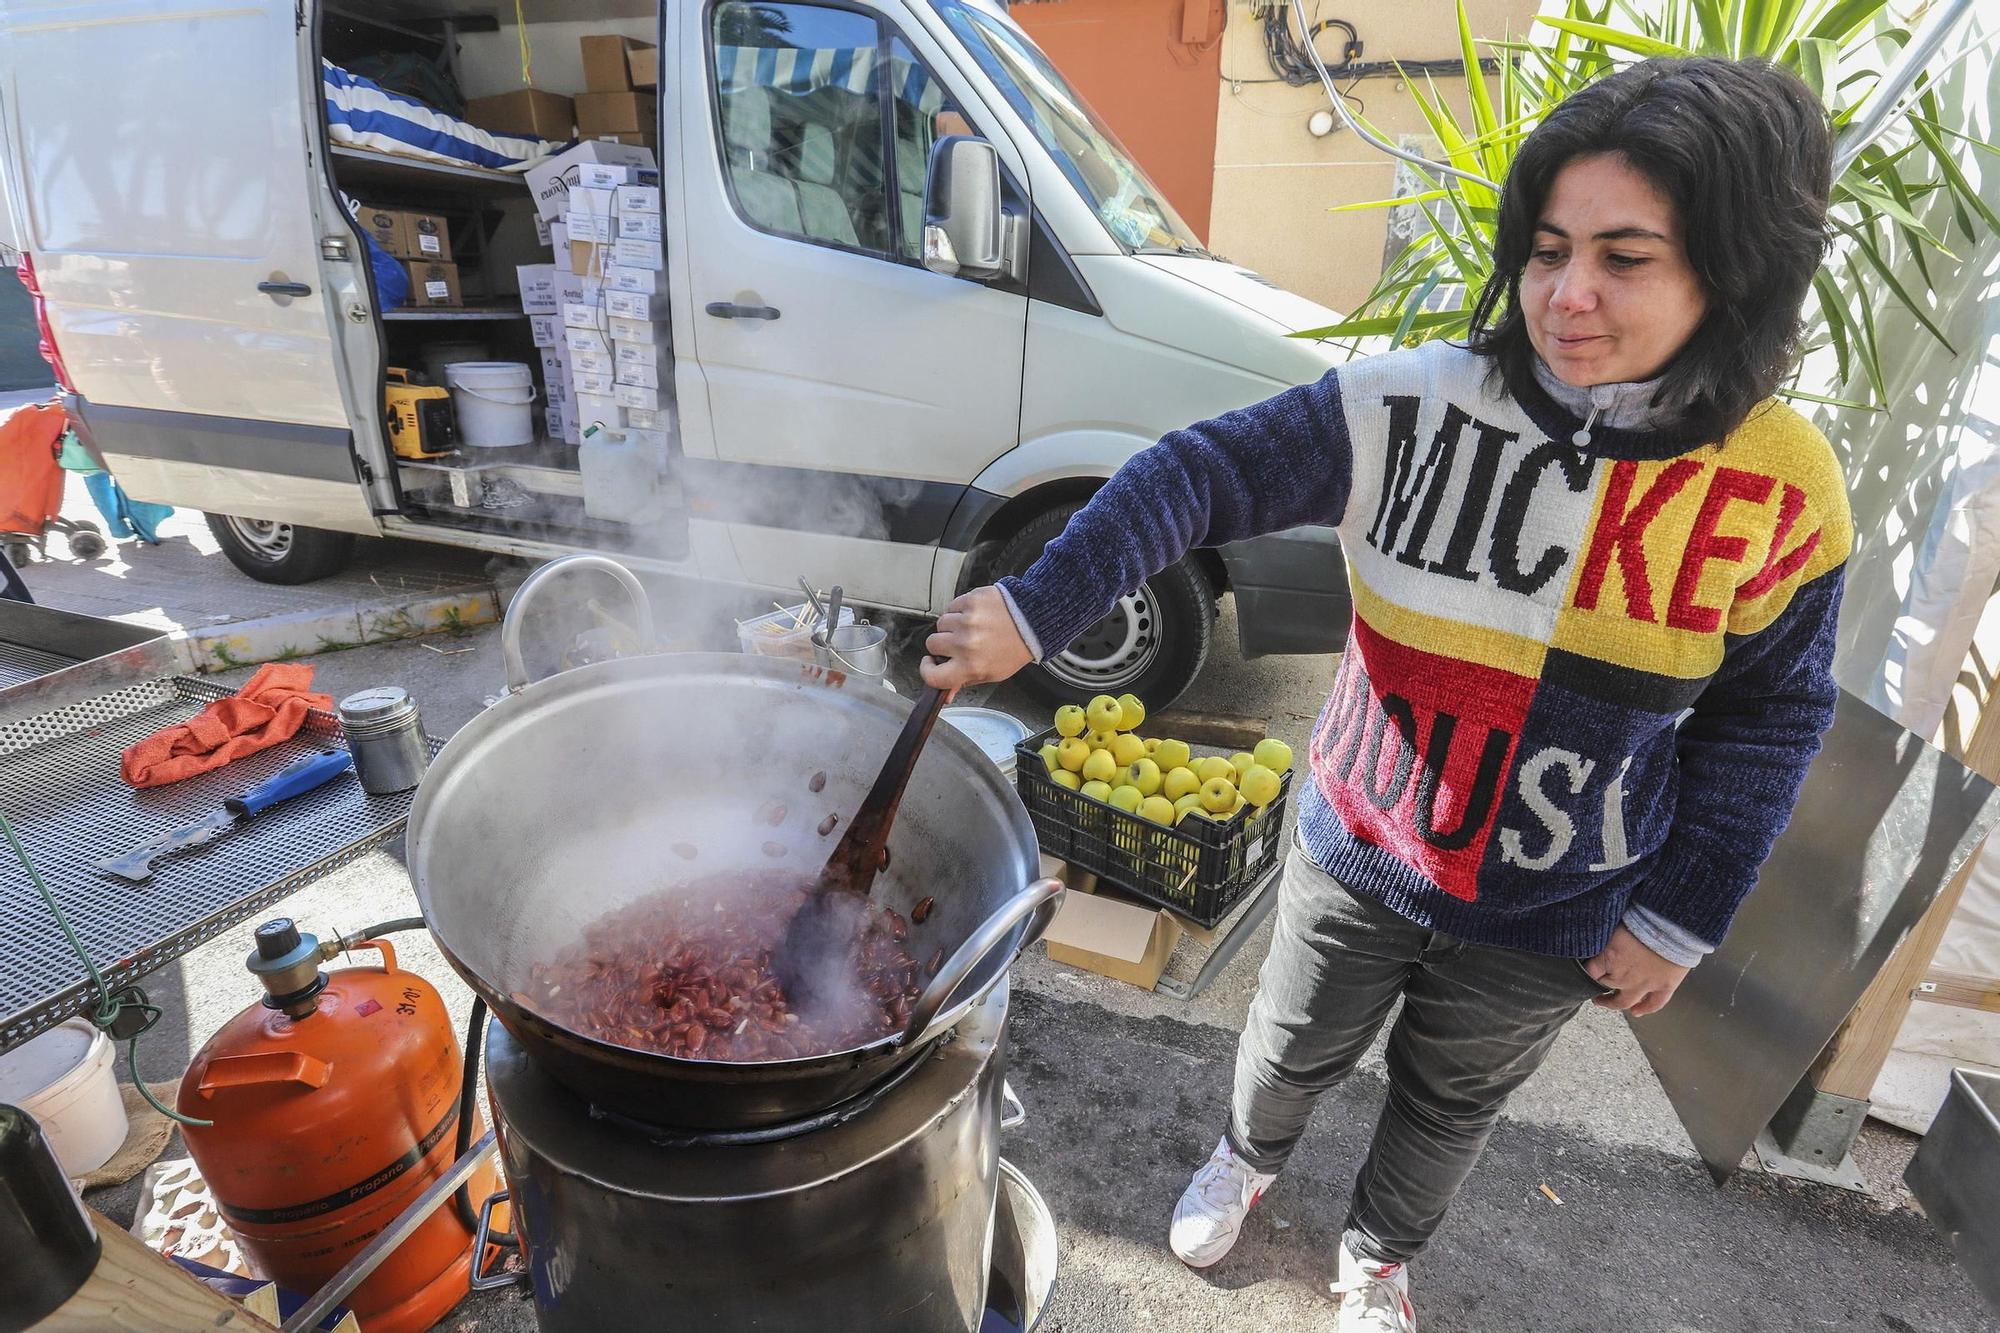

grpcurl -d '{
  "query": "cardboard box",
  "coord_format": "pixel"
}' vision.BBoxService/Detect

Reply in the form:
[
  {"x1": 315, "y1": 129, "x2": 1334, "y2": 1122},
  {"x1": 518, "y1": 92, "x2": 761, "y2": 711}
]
[
  {"x1": 614, "y1": 358, "x2": 659, "y2": 390},
  {"x1": 615, "y1": 183, "x2": 661, "y2": 216},
  {"x1": 538, "y1": 347, "x2": 566, "y2": 380},
  {"x1": 573, "y1": 393, "x2": 625, "y2": 429},
  {"x1": 618, "y1": 211, "x2": 663, "y2": 243},
  {"x1": 607, "y1": 314, "x2": 655, "y2": 344},
  {"x1": 404, "y1": 261, "x2": 461, "y2": 308},
  {"x1": 566, "y1": 239, "x2": 606, "y2": 278},
  {"x1": 614, "y1": 382, "x2": 660, "y2": 411},
  {"x1": 564, "y1": 326, "x2": 611, "y2": 356},
  {"x1": 517, "y1": 264, "x2": 560, "y2": 314},
  {"x1": 569, "y1": 347, "x2": 614, "y2": 376},
  {"x1": 628, "y1": 44, "x2": 658, "y2": 89},
  {"x1": 543, "y1": 371, "x2": 572, "y2": 408},
  {"x1": 626, "y1": 406, "x2": 661, "y2": 430},
  {"x1": 548, "y1": 404, "x2": 581, "y2": 445},
  {"x1": 526, "y1": 140, "x2": 659, "y2": 221},
  {"x1": 594, "y1": 132, "x2": 659, "y2": 153},
  {"x1": 556, "y1": 272, "x2": 602, "y2": 308},
  {"x1": 1043, "y1": 888, "x2": 1181, "y2": 991},
  {"x1": 605, "y1": 264, "x2": 657, "y2": 294},
  {"x1": 562, "y1": 300, "x2": 608, "y2": 331},
  {"x1": 405, "y1": 210, "x2": 452, "y2": 262},
  {"x1": 576, "y1": 91, "x2": 657, "y2": 138},
  {"x1": 464, "y1": 89, "x2": 575, "y2": 141},
  {"x1": 611, "y1": 236, "x2": 664, "y2": 271},
  {"x1": 356, "y1": 203, "x2": 410, "y2": 257},
  {"x1": 574, "y1": 369, "x2": 616, "y2": 396},
  {"x1": 604, "y1": 289, "x2": 666, "y2": 320},
  {"x1": 530, "y1": 314, "x2": 562, "y2": 348},
  {"x1": 565, "y1": 211, "x2": 616, "y2": 245},
  {"x1": 535, "y1": 214, "x2": 552, "y2": 246},
  {"x1": 550, "y1": 222, "x2": 570, "y2": 269},
  {"x1": 581, "y1": 34, "x2": 654, "y2": 92}
]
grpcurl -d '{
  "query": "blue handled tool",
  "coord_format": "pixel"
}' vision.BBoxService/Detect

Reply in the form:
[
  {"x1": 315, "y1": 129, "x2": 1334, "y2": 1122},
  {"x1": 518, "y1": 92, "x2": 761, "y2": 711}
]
[{"x1": 98, "y1": 750, "x2": 354, "y2": 883}]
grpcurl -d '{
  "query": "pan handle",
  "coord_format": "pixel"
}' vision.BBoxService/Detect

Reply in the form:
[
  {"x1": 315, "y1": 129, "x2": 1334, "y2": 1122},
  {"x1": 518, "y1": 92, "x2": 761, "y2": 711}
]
[
  {"x1": 502, "y1": 554, "x2": 657, "y2": 693},
  {"x1": 901, "y1": 877, "x2": 1065, "y2": 1044}
]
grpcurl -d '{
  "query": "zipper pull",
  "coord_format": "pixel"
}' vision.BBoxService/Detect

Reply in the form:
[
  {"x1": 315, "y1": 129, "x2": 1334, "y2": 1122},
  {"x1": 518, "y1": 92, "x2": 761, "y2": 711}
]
[{"x1": 1572, "y1": 404, "x2": 1600, "y2": 449}]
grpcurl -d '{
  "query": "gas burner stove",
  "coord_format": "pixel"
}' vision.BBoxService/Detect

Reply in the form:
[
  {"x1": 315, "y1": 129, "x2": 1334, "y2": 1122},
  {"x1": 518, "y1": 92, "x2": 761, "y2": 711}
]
[{"x1": 483, "y1": 979, "x2": 1056, "y2": 1331}]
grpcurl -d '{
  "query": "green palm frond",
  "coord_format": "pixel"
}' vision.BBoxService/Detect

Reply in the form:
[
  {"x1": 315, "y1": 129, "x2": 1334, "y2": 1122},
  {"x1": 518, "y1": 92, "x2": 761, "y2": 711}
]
[{"x1": 1321, "y1": 0, "x2": 1994, "y2": 411}]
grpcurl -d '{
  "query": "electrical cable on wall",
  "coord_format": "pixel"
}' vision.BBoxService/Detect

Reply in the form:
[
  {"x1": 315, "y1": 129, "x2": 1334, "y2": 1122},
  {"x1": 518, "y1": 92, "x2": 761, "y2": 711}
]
[{"x1": 1231, "y1": 1, "x2": 1502, "y2": 87}]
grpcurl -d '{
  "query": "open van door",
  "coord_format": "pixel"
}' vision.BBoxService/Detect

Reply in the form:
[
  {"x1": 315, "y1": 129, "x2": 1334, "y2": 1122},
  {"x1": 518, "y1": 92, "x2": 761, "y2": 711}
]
[{"x1": 0, "y1": 0, "x2": 377, "y2": 535}]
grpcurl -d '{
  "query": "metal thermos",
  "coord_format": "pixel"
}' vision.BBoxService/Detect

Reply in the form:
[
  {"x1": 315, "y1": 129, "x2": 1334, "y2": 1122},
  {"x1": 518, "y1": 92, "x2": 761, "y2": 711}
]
[{"x1": 337, "y1": 687, "x2": 430, "y2": 794}]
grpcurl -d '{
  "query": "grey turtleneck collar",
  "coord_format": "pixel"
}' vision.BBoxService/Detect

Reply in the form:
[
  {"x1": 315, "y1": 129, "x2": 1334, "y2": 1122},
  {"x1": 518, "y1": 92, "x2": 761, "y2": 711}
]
[{"x1": 1531, "y1": 357, "x2": 1674, "y2": 435}]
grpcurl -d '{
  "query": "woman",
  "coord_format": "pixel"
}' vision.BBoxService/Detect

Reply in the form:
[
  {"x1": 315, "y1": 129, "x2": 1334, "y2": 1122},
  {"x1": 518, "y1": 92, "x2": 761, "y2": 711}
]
[{"x1": 925, "y1": 57, "x2": 1846, "y2": 1332}]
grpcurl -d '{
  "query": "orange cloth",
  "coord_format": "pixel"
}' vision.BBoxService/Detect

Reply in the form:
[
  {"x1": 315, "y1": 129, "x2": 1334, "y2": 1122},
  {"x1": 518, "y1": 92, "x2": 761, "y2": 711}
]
[
  {"x1": 0, "y1": 401, "x2": 67, "y2": 533},
  {"x1": 121, "y1": 663, "x2": 333, "y2": 788}
]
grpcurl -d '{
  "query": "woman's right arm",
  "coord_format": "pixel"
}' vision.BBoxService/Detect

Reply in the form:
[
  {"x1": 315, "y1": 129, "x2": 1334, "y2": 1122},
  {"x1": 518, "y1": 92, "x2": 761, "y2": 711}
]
[{"x1": 923, "y1": 369, "x2": 1354, "y2": 690}]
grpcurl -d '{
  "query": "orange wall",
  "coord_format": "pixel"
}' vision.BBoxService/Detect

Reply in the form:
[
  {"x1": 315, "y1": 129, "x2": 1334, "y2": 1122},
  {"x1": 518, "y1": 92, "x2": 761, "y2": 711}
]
[{"x1": 1012, "y1": 0, "x2": 1223, "y2": 241}]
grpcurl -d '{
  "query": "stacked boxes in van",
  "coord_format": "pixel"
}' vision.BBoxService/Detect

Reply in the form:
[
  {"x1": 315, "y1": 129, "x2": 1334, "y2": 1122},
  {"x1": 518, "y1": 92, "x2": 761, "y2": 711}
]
[
  {"x1": 359, "y1": 204, "x2": 460, "y2": 307},
  {"x1": 519, "y1": 139, "x2": 671, "y2": 522}
]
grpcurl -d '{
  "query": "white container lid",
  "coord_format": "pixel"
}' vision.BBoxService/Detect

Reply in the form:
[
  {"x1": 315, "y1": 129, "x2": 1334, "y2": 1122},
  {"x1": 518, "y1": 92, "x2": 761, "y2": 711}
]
[
  {"x1": 942, "y1": 707, "x2": 1033, "y2": 778},
  {"x1": 0, "y1": 1021, "x2": 94, "y2": 1102}
]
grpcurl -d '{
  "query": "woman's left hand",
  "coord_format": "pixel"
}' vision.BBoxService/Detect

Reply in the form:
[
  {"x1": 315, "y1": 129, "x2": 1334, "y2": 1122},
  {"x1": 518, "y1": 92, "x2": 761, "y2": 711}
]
[{"x1": 1583, "y1": 926, "x2": 1692, "y2": 1017}]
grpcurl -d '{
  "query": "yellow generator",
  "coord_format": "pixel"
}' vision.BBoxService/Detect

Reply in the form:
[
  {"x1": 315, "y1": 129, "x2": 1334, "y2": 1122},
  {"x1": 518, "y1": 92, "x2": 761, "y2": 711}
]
[{"x1": 384, "y1": 368, "x2": 457, "y2": 459}]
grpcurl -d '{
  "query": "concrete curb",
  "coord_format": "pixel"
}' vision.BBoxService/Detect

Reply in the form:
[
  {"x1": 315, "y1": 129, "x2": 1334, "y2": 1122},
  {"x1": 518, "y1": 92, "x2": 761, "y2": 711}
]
[{"x1": 180, "y1": 584, "x2": 503, "y2": 672}]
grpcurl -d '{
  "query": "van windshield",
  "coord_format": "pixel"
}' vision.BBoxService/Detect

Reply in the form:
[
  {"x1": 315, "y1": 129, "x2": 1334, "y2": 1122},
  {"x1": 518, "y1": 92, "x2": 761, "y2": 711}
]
[{"x1": 933, "y1": 0, "x2": 1207, "y2": 256}]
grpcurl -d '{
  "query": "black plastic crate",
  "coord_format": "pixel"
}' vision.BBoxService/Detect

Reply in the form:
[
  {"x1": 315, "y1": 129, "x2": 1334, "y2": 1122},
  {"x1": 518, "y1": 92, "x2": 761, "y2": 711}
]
[{"x1": 1012, "y1": 727, "x2": 1292, "y2": 927}]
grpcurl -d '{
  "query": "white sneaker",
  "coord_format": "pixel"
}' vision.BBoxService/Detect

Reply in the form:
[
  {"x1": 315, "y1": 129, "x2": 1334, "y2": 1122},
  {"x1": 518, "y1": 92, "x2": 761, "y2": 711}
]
[
  {"x1": 1330, "y1": 1242, "x2": 1417, "y2": 1332},
  {"x1": 1168, "y1": 1136, "x2": 1277, "y2": 1269}
]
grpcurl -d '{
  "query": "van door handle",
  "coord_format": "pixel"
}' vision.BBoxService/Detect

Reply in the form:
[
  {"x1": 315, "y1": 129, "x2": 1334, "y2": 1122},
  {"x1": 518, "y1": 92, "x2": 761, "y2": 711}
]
[
  {"x1": 704, "y1": 302, "x2": 780, "y2": 321},
  {"x1": 258, "y1": 281, "x2": 313, "y2": 298}
]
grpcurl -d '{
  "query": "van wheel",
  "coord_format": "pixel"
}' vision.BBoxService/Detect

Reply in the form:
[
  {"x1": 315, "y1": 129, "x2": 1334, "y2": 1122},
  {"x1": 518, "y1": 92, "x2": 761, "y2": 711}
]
[
  {"x1": 205, "y1": 513, "x2": 354, "y2": 584},
  {"x1": 991, "y1": 503, "x2": 1214, "y2": 711}
]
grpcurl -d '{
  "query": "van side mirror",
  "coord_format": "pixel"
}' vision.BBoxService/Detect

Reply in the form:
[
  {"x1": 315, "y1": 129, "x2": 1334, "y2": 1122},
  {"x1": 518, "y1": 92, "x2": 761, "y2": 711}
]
[{"x1": 923, "y1": 136, "x2": 1023, "y2": 282}]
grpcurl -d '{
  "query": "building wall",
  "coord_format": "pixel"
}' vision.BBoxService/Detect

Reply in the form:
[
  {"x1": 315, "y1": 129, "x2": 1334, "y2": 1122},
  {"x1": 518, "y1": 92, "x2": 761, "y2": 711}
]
[
  {"x1": 1208, "y1": 0, "x2": 1538, "y2": 312},
  {"x1": 1011, "y1": 0, "x2": 1225, "y2": 239}
]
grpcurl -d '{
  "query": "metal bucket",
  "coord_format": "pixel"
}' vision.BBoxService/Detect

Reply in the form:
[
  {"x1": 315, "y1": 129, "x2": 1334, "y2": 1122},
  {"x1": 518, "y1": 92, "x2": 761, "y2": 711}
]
[
  {"x1": 1905, "y1": 1067, "x2": 2000, "y2": 1314},
  {"x1": 985, "y1": 1159, "x2": 1059, "y2": 1331},
  {"x1": 814, "y1": 620, "x2": 890, "y2": 680}
]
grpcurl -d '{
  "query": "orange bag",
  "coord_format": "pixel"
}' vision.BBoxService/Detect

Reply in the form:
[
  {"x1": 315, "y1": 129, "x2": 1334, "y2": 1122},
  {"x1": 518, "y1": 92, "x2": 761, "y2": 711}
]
[{"x1": 0, "y1": 401, "x2": 66, "y2": 535}]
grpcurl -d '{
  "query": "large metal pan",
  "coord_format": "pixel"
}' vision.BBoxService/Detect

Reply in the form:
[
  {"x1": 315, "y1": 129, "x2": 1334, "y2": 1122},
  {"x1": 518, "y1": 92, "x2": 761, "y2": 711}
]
[{"x1": 407, "y1": 557, "x2": 1062, "y2": 1129}]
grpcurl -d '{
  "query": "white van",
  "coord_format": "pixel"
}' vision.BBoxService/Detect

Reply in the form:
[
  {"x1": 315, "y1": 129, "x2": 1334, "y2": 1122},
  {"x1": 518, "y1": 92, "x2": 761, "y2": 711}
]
[{"x1": 0, "y1": 0, "x2": 1349, "y2": 706}]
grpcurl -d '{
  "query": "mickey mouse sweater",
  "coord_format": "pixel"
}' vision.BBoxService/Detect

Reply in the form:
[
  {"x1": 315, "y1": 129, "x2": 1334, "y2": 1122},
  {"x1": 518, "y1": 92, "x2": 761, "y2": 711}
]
[{"x1": 1000, "y1": 340, "x2": 1851, "y2": 960}]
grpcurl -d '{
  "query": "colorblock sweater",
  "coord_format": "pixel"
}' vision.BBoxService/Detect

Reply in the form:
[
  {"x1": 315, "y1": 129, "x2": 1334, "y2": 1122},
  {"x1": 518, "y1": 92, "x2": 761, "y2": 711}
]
[{"x1": 1001, "y1": 341, "x2": 1852, "y2": 961}]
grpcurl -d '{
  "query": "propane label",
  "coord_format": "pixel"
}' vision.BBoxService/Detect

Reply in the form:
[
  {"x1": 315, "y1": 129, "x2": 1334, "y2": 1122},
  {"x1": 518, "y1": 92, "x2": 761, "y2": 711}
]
[
  {"x1": 353, "y1": 998, "x2": 382, "y2": 1018},
  {"x1": 217, "y1": 1102, "x2": 459, "y2": 1225}
]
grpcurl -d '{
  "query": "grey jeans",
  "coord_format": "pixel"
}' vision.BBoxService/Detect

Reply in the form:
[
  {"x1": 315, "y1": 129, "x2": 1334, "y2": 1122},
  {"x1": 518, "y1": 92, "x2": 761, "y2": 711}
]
[{"x1": 1228, "y1": 843, "x2": 1614, "y2": 1265}]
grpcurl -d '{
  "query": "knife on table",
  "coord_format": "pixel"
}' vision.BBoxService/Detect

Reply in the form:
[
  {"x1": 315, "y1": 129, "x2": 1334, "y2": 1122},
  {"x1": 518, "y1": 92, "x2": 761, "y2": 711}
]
[{"x1": 99, "y1": 750, "x2": 354, "y2": 884}]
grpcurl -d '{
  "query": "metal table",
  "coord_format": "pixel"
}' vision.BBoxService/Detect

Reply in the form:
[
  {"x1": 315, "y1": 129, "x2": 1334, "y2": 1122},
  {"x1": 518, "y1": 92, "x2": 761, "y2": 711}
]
[{"x1": 1, "y1": 669, "x2": 437, "y2": 1050}]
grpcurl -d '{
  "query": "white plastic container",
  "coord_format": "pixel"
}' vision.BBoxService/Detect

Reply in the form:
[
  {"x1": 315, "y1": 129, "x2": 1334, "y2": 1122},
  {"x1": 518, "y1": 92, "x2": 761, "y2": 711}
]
[
  {"x1": 579, "y1": 430, "x2": 666, "y2": 524},
  {"x1": 0, "y1": 1019, "x2": 128, "y2": 1177},
  {"x1": 443, "y1": 361, "x2": 537, "y2": 448}
]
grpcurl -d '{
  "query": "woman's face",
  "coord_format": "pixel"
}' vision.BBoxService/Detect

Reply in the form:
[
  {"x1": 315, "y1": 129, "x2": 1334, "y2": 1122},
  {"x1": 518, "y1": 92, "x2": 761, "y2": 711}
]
[{"x1": 1519, "y1": 152, "x2": 1707, "y2": 388}]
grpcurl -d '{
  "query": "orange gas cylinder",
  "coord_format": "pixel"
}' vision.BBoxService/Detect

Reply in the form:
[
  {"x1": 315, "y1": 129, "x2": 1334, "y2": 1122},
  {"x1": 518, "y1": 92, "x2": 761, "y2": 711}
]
[{"x1": 177, "y1": 919, "x2": 498, "y2": 1333}]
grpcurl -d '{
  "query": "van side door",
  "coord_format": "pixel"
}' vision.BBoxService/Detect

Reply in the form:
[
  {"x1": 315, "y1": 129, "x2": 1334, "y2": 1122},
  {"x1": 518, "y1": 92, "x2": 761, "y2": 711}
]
[
  {"x1": 674, "y1": 0, "x2": 1031, "y2": 613},
  {"x1": 0, "y1": 0, "x2": 377, "y2": 533}
]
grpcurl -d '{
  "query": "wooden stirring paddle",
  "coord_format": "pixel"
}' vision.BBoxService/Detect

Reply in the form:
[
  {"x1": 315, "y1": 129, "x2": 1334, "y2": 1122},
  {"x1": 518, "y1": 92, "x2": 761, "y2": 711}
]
[{"x1": 774, "y1": 678, "x2": 952, "y2": 1011}]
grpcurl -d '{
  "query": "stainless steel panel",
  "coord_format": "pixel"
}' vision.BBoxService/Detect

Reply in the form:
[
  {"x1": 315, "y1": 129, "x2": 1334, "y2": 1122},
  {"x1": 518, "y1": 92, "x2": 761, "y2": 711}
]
[
  {"x1": 1633, "y1": 689, "x2": 2000, "y2": 1181},
  {"x1": 0, "y1": 598, "x2": 188, "y2": 726}
]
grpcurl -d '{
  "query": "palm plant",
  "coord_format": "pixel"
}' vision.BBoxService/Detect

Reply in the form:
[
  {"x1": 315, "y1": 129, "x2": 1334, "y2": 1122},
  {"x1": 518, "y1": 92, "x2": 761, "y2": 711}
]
[{"x1": 1297, "y1": 0, "x2": 1998, "y2": 411}]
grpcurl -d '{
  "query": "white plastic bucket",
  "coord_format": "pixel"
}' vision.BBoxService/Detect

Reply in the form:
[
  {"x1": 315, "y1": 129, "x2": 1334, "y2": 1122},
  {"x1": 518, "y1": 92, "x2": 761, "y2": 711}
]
[
  {"x1": 444, "y1": 361, "x2": 538, "y2": 448},
  {"x1": 0, "y1": 1019, "x2": 128, "y2": 1177}
]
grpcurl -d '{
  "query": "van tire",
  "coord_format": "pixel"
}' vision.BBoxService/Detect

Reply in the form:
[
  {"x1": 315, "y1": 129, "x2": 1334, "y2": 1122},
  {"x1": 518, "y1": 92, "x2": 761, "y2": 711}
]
[
  {"x1": 205, "y1": 513, "x2": 355, "y2": 584},
  {"x1": 992, "y1": 503, "x2": 1213, "y2": 711}
]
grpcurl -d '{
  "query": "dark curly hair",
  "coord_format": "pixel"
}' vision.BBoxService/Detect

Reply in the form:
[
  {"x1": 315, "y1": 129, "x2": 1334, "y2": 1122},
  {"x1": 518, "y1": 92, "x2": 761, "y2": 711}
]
[{"x1": 1468, "y1": 57, "x2": 1833, "y2": 443}]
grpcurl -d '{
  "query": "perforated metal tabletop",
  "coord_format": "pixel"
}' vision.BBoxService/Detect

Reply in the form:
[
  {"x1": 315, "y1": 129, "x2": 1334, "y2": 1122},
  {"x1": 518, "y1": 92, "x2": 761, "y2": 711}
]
[{"x1": 0, "y1": 676, "x2": 437, "y2": 1049}]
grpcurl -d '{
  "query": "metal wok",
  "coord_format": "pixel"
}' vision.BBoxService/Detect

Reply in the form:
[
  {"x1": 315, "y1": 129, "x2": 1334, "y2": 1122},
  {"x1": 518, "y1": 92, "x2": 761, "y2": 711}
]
[{"x1": 407, "y1": 557, "x2": 1062, "y2": 1129}]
